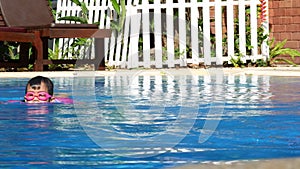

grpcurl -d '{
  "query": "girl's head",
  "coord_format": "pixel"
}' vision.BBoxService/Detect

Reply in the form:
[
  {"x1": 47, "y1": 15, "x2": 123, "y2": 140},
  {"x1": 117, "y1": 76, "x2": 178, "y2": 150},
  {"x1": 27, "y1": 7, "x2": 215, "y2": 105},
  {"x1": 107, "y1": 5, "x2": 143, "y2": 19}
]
[{"x1": 24, "y1": 76, "x2": 54, "y2": 103}]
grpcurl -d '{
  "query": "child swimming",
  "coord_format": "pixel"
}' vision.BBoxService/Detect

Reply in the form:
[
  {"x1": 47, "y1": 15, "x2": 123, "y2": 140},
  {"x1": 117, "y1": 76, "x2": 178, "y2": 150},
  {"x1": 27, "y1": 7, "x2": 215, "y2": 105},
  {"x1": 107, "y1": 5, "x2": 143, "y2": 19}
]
[
  {"x1": 24, "y1": 76, "x2": 72, "y2": 104},
  {"x1": 24, "y1": 76, "x2": 55, "y2": 103}
]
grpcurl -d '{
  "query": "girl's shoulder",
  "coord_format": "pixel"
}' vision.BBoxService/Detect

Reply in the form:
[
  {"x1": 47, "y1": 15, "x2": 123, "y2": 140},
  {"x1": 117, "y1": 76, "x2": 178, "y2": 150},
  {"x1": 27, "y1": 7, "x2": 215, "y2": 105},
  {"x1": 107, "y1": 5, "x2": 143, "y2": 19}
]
[{"x1": 53, "y1": 97, "x2": 73, "y2": 104}]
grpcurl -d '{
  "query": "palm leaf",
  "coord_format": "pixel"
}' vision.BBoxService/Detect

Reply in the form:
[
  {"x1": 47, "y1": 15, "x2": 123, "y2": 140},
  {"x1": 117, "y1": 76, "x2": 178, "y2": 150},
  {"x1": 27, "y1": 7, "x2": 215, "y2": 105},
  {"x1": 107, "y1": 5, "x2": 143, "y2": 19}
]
[
  {"x1": 271, "y1": 48, "x2": 300, "y2": 59},
  {"x1": 80, "y1": 1, "x2": 89, "y2": 18},
  {"x1": 71, "y1": 0, "x2": 81, "y2": 6},
  {"x1": 111, "y1": 0, "x2": 120, "y2": 15},
  {"x1": 270, "y1": 39, "x2": 287, "y2": 58},
  {"x1": 273, "y1": 58, "x2": 297, "y2": 66}
]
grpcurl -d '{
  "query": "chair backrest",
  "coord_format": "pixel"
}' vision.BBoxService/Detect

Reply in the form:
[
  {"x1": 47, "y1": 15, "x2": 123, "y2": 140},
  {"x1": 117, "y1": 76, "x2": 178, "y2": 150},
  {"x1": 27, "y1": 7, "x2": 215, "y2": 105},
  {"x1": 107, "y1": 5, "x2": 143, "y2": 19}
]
[
  {"x1": 0, "y1": 0, "x2": 54, "y2": 28},
  {"x1": 0, "y1": 11, "x2": 6, "y2": 27}
]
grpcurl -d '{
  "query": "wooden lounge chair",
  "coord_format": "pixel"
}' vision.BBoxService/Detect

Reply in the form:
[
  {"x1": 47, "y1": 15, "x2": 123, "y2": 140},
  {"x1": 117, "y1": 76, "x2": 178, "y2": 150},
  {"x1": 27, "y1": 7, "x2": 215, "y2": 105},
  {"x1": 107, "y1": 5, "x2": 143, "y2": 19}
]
[{"x1": 0, "y1": 0, "x2": 111, "y2": 71}]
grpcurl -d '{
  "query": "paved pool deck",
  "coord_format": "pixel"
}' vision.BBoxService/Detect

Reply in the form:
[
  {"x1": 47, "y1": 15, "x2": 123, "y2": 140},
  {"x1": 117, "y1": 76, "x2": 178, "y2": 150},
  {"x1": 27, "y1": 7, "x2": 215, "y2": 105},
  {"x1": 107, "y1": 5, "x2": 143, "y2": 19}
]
[
  {"x1": 172, "y1": 157, "x2": 300, "y2": 169},
  {"x1": 1, "y1": 67, "x2": 300, "y2": 78}
]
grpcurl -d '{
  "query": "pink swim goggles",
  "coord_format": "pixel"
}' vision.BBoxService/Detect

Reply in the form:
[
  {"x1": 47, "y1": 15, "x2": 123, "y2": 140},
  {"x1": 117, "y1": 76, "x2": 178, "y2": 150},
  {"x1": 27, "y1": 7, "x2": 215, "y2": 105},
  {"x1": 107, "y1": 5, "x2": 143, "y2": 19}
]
[{"x1": 25, "y1": 91, "x2": 52, "y2": 101}]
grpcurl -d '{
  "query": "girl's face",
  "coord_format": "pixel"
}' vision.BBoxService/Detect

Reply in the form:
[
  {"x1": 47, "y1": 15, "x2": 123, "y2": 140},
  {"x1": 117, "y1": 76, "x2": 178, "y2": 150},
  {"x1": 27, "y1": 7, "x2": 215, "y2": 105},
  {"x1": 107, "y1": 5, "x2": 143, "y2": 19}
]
[{"x1": 24, "y1": 82, "x2": 53, "y2": 103}]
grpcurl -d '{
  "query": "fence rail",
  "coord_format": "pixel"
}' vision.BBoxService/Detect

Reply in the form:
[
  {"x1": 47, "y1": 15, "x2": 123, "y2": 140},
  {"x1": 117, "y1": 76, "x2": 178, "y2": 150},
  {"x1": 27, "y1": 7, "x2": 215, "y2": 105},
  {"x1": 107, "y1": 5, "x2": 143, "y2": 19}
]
[{"x1": 55, "y1": 0, "x2": 269, "y2": 69}]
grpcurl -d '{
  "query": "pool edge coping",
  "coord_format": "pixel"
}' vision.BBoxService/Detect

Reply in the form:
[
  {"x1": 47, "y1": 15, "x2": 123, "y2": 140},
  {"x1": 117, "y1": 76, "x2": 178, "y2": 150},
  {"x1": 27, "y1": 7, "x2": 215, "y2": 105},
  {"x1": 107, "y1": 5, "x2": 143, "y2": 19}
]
[
  {"x1": 1, "y1": 67, "x2": 300, "y2": 78},
  {"x1": 171, "y1": 157, "x2": 300, "y2": 169}
]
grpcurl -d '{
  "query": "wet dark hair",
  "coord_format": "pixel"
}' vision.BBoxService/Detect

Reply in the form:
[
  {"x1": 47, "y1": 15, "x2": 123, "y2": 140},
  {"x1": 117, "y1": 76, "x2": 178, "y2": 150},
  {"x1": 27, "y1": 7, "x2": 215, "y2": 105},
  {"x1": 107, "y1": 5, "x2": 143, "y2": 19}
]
[{"x1": 25, "y1": 76, "x2": 54, "y2": 95}]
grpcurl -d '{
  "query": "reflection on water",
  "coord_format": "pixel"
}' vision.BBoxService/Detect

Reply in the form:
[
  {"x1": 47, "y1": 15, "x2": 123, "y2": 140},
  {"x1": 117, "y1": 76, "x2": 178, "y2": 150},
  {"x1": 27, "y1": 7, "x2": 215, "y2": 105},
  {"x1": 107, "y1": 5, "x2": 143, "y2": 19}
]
[
  {"x1": 96, "y1": 74, "x2": 273, "y2": 120},
  {"x1": 270, "y1": 76, "x2": 300, "y2": 103},
  {"x1": 72, "y1": 74, "x2": 276, "y2": 158},
  {"x1": 0, "y1": 75, "x2": 300, "y2": 168}
]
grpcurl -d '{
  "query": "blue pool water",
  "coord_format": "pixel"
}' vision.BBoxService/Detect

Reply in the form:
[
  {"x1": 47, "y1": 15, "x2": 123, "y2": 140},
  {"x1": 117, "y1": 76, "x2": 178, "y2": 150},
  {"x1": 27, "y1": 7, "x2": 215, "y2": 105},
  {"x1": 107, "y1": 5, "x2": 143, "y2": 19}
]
[{"x1": 0, "y1": 74, "x2": 300, "y2": 168}]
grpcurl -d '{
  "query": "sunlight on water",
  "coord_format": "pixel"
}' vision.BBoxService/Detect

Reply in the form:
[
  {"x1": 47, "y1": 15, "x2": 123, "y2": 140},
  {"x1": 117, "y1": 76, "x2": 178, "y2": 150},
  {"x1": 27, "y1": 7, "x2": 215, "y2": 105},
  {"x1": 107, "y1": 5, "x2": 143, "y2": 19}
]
[
  {"x1": 71, "y1": 74, "x2": 274, "y2": 158},
  {"x1": 0, "y1": 75, "x2": 299, "y2": 168}
]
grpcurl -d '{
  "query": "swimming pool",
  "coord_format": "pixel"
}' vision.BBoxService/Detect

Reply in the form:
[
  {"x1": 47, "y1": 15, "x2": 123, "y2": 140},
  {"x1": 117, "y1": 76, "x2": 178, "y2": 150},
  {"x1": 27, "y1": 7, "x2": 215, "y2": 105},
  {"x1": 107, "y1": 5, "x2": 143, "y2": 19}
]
[{"x1": 0, "y1": 72, "x2": 299, "y2": 168}]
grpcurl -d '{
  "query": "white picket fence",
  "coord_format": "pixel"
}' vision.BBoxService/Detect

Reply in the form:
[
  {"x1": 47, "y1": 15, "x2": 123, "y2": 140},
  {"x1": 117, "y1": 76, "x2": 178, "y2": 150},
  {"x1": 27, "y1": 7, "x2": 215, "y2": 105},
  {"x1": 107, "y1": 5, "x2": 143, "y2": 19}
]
[{"x1": 55, "y1": 0, "x2": 269, "y2": 69}]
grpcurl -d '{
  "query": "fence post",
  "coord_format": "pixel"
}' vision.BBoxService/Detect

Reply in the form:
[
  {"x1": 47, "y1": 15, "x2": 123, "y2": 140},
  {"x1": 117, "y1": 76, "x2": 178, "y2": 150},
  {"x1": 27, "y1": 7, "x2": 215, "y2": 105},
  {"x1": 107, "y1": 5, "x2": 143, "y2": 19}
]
[
  {"x1": 250, "y1": 1, "x2": 258, "y2": 60},
  {"x1": 166, "y1": 0, "x2": 175, "y2": 68},
  {"x1": 142, "y1": 0, "x2": 151, "y2": 68},
  {"x1": 191, "y1": 0, "x2": 200, "y2": 65},
  {"x1": 260, "y1": 0, "x2": 269, "y2": 61},
  {"x1": 238, "y1": 0, "x2": 247, "y2": 62},
  {"x1": 178, "y1": 0, "x2": 187, "y2": 67},
  {"x1": 226, "y1": 0, "x2": 235, "y2": 63},
  {"x1": 215, "y1": 0, "x2": 223, "y2": 65},
  {"x1": 202, "y1": 0, "x2": 211, "y2": 65},
  {"x1": 121, "y1": 6, "x2": 131, "y2": 68},
  {"x1": 128, "y1": 5, "x2": 140, "y2": 68},
  {"x1": 154, "y1": 0, "x2": 163, "y2": 68}
]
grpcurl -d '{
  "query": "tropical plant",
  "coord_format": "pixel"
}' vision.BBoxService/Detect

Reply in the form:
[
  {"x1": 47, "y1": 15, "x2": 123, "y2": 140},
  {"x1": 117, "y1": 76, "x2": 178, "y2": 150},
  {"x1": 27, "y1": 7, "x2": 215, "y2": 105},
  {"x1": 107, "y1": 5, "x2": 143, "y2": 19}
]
[
  {"x1": 55, "y1": 0, "x2": 93, "y2": 59},
  {"x1": 230, "y1": 52, "x2": 246, "y2": 68},
  {"x1": 1, "y1": 42, "x2": 19, "y2": 60},
  {"x1": 268, "y1": 38, "x2": 300, "y2": 66},
  {"x1": 222, "y1": 0, "x2": 270, "y2": 68},
  {"x1": 57, "y1": 0, "x2": 89, "y2": 24},
  {"x1": 48, "y1": 0, "x2": 56, "y2": 18},
  {"x1": 110, "y1": 0, "x2": 126, "y2": 32},
  {"x1": 48, "y1": 39, "x2": 67, "y2": 70}
]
